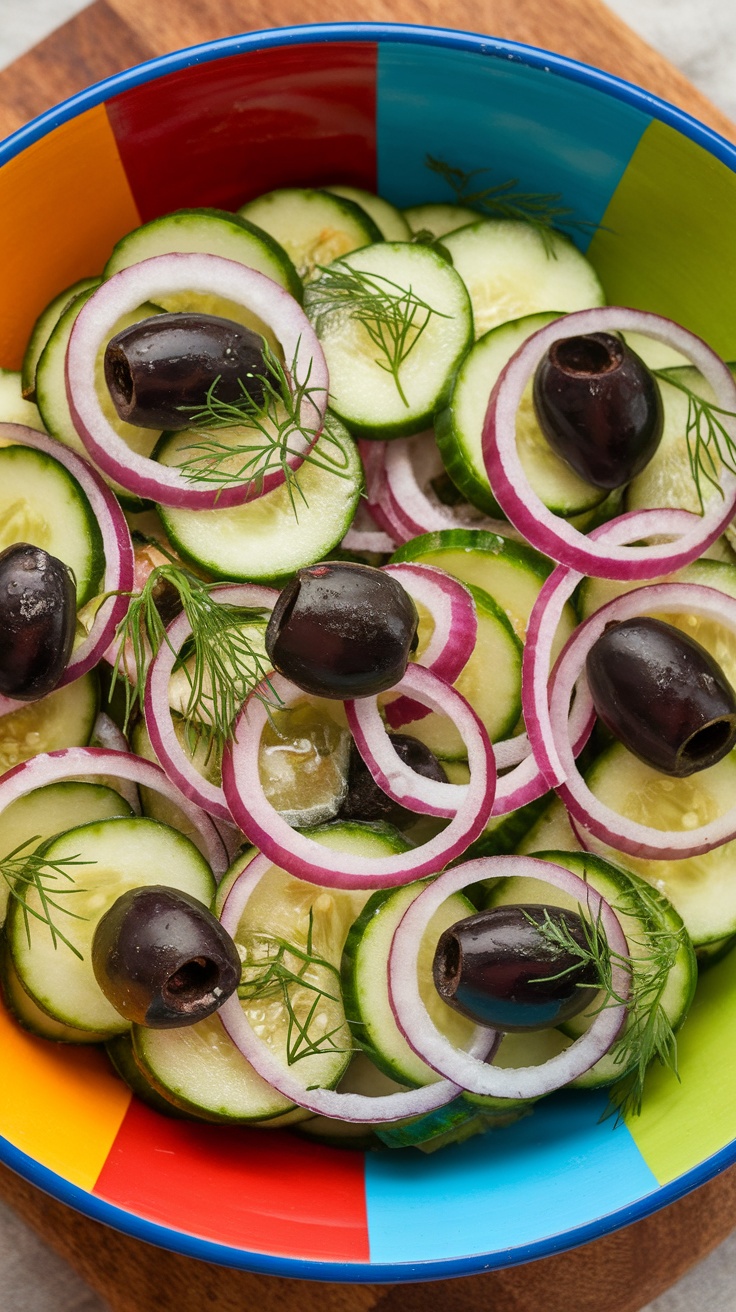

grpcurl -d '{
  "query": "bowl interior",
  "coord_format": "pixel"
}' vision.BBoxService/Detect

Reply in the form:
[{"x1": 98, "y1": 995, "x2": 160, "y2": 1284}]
[{"x1": 2, "y1": 24, "x2": 736, "y2": 1281}]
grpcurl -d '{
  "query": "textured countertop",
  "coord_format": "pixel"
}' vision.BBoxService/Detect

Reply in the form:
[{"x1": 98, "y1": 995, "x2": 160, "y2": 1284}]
[{"x1": 1, "y1": 2, "x2": 735, "y2": 1309}]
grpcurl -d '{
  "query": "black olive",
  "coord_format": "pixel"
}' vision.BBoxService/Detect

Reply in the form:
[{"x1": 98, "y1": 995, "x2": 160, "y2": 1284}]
[
  {"x1": 0, "y1": 543, "x2": 76, "y2": 700},
  {"x1": 265, "y1": 562, "x2": 419, "y2": 699},
  {"x1": 339, "y1": 733, "x2": 448, "y2": 828},
  {"x1": 586, "y1": 616, "x2": 736, "y2": 777},
  {"x1": 104, "y1": 312, "x2": 273, "y2": 430},
  {"x1": 532, "y1": 332, "x2": 664, "y2": 489},
  {"x1": 92, "y1": 886, "x2": 242, "y2": 1028},
  {"x1": 433, "y1": 904, "x2": 599, "y2": 1031}
]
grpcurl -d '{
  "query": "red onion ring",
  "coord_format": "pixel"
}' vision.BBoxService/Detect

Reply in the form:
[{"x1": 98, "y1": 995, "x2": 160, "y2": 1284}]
[
  {"x1": 144, "y1": 583, "x2": 278, "y2": 822},
  {"x1": 341, "y1": 501, "x2": 396, "y2": 555},
  {"x1": 523, "y1": 508, "x2": 699, "y2": 791},
  {"x1": 483, "y1": 308, "x2": 736, "y2": 579},
  {"x1": 549, "y1": 581, "x2": 736, "y2": 859},
  {"x1": 90, "y1": 712, "x2": 141, "y2": 814},
  {"x1": 382, "y1": 431, "x2": 510, "y2": 542},
  {"x1": 223, "y1": 667, "x2": 495, "y2": 887},
  {"x1": 65, "y1": 253, "x2": 328, "y2": 509},
  {"x1": 381, "y1": 563, "x2": 477, "y2": 730},
  {"x1": 0, "y1": 422, "x2": 134, "y2": 685},
  {"x1": 218, "y1": 851, "x2": 498, "y2": 1122},
  {"x1": 389, "y1": 855, "x2": 630, "y2": 1098},
  {"x1": 360, "y1": 439, "x2": 410, "y2": 543},
  {"x1": 0, "y1": 746, "x2": 228, "y2": 874}
]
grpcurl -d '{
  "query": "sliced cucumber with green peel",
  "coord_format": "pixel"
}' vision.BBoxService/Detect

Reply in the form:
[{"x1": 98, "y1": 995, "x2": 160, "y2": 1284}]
[
  {"x1": 0, "y1": 369, "x2": 45, "y2": 429},
  {"x1": 0, "y1": 444, "x2": 104, "y2": 605},
  {"x1": 0, "y1": 939, "x2": 110, "y2": 1044},
  {"x1": 486, "y1": 850, "x2": 696, "y2": 1089},
  {"x1": 106, "y1": 1033, "x2": 189, "y2": 1117},
  {"x1": 441, "y1": 219, "x2": 604, "y2": 339},
  {"x1": 402, "y1": 203, "x2": 480, "y2": 238},
  {"x1": 0, "y1": 671, "x2": 98, "y2": 780},
  {"x1": 238, "y1": 188, "x2": 381, "y2": 283},
  {"x1": 695, "y1": 935, "x2": 736, "y2": 971},
  {"x1": 393, "y1": 583, "x2": 522, "y2": 761},
  {"x1": 435, "y1": 311, "x2": 607, "y2": 519},
  {"x1": 324, "y1": 187, "x2": 411, "y2": 241},
  {"x1": 342, "y1": 879, "x2": 477, "y2": 1086},
  {"x1": 585, "y1": 742, "x2": 736, "y2": 946},
  {"x1": 8, "y1": 816, "x2": 216, "y2": 1036},
  {"x1": 21, "y1": 277, "x2": 98, "y2": 400},
  {"x1": 0, "y1": 780, "x2": 133, "y2": 927},
  {"x1": 156, "y1": 414, "x2": 363, "y2": 583},
  {"x1": 295, "y1": 1054, "x2": 401, "y2": 1148},
  {"x1": 465, "y1": 791, "x2": 553, "y2": 861},
  {"x1": 305, "y1": 242, "x2": 472, "y2": 440},
  {"x1": 515, "y1": 795, "x2": 582, "y2": 856}
]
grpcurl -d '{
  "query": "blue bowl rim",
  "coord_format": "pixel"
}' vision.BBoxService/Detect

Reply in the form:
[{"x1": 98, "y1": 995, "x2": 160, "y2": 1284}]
[{"x1": 2, "y1": 19, "x2": 736, "y2": 1284}]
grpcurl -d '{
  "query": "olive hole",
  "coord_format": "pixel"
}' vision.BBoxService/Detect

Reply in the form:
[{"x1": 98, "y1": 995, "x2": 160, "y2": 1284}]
[
  {"x1": 681, "y1": 717, "x2": 736, "y2": 765},
  {"x1": 436, "y1": 932, "x2": 462, "y2": 995},
  {"x1": 164, "y1": 956, "x2": 219, "y2": 1002},
  {"x1": 553, "y1": 335, "x2": 622, "y2": 377}
]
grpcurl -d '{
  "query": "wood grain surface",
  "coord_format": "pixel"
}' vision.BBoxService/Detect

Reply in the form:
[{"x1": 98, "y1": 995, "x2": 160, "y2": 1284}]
[{"x1": 0, "y1": 3, "x2": 734, "y2": 1310}]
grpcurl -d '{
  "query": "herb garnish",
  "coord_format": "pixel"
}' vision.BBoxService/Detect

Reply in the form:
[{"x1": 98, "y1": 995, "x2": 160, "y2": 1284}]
[
  {"x1": 111, "y1": 562, "x2": 274, "y2": 757},
  {"x1": 527, "y1": 879, "x2": 684, "y2": 1121},
  {"x1": 4, "y1": 836, "x2": 91, "y2": 959},
  {"x1": 426, "y1": 155, "x2": 597, "y2": 255},
  {"x1": 172, "y1": 339, "x2": 347, "y2": 514},
  {"x1": 654, "y1": 366, "x2": 736, "y2": 514},
  {"x1": 238, "y1": 908, "x2": 352, "y2": 1068},
  {"x1": 306, "y1": 262, "x2": 449, "y2": 407}
]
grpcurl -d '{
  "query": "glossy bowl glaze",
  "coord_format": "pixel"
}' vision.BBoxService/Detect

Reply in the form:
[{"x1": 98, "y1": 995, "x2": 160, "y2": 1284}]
[{"x1": 2, "y1": 22, "x2": 736, "y2": 1283}]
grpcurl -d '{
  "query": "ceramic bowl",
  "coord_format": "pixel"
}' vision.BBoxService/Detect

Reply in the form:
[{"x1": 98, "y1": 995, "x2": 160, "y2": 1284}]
[{"x1": 1, "y1": 21, "x2": 736, "y2": 1283}]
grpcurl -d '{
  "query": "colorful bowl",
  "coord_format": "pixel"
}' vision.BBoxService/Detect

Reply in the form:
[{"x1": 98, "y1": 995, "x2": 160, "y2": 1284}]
[{"x1": 2, "y1": 20, "x2": 736, "y2": 1283}]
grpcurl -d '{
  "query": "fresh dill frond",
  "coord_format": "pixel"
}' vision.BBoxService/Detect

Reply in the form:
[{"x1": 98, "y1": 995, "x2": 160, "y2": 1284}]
[
  {"x1": 526, "y1": 879, "x2": 684, "y2": 1121},
  {"x1": 3, "y1": 836, "x2": 91, "y2": 959},
  {"x1": 425, "y1": 154, "x2": 598, "y2": 256},
  {"x1": 111, "y1": 562, "x2": 275, "y2": 755},
  {"x1": 237, "y1": 908, "x2": 352, "y2": 1066},
  {"x1": 173, "y1": 339, "x2": 344, "y2": 515},
  {"x1": 655, "y1": 367, "x2": 736, "y2": 514},
  {"x1": 306, "y1": 261, "x2": 450, "y2": 407}
]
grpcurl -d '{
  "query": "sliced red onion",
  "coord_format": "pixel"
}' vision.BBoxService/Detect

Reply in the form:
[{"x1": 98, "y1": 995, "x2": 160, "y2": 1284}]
[
  {"x1": 223, "y1": 667, "x2": 495, "y2": 887},
  {"x1": 66, "y1": 253, "x2": 328, "y2": 509},
  {"x1": 0, "y1": 422, "x2": 134, "y2": 685},
  {"x1": 144, "y1": 583, "x2": 278, "y2": 823},
  {"x1": 382, "y1": 563, "x2": 477, "y2": 729},
  {"x1": 0, "y1": 746, "x2": 228, "y2": 875},
  {"x1": 218, "y1": 851, "x2": 497, "y2": 1122},
  {"x1": 90, "y1": 712, "x2": 141, "y2": 814},
  {"x1": 523, "y1": 508, "x2": 698, "y2": 791},
  {"x1": 382, "y1": 431, "x2": 511, "y2": 542},
  {"x1": 341, "y1": 500, "x2": 396, "y2": 555},
  {"x1": 389, "y1": 855, "x2": 630, "y2": 1098},
  {"x1": 483, "y1": 308, "x2": 736, "y2": 579},
  {"x1": 549, "y1": 581, "x2": 736, "y2": 859},
  {"x1": 360, "y1": 439, "x2": 409, "y2": 543}
]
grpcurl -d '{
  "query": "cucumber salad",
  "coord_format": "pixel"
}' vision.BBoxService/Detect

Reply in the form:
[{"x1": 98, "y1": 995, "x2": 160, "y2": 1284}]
[{"x1": 3, "y1": 165, "x2": 736, "y2": 1154}]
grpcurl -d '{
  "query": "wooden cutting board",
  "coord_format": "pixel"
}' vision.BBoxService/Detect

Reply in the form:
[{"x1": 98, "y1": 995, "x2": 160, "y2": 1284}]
[{"x1": 0, "y1": 3, "x2": 734, "y2": 1310}]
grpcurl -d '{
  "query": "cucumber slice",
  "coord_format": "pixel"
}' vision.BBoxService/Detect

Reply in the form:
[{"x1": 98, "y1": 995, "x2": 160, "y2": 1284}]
[
  {"x1": 485, "y1": 850, "x2": 696, "y2": 1089},
  {"x1": 21, "y1": 277, "x2": 98, "y2": 400},
  {"x1": 465, "y1": 791, "x2": 553, "y2": 861},
  {"x1": 695, "y1": 935, "x2": 736, "y2": 971},
  {"x1": 435, "y1": 311, "x2": 607, "y2": 519},
  {"x1": 305, "y1": 242, "x2": 472, "y2": 440},
  {"x1": 440, "y1": 219, "x2": 604, "y2": 339},
  {"x1": 0, "y1": 780, "x2": 133, "y2": 927},
  {"x1": 584, "y1": 741, "x2": 736, "y2": 945},
  {"x1": 295, "y1": 1053, "x2": 401, "y2": 1148},
  {"x1": 0, "y1": 368, "x2": 44, "y2": 429},
  {"x1": 1, "y1": 940, "x2": 110, "y2": 1045},
  {"x1": 36, "y1": 287, "x2": 163, "y2": 511},
  {"x1": 464, "y1": 1028, "x2": 572, "y2": 1114},
  {"x1": 238, "y1": 188, "x2": 381, "y2": 283},
  {"x1": 515, "y1": 795, "x2": 582, "y2": 856},
  {"x1": 156, "y1": 414, "x2": 363, "y2": 583},
  {"x1": 390, "y1": 528, "x2": 576, "y2": 657},
  {"x1": 342, "y1": 879, "x2": 477, "y2": 1086},
  {"x1": 0, "y1": 670, "x2": 98, "y2": 778},
  {"x1": 324, "y1": 187, "x2": 411, "y2": 241},
  {"x1": 0, "y1": 443, "x2": 104, "y2": 606},
  {"x1": 106, "y1": 1033, "x2": 190, "y2": 1117},
  {"x1": 402, "y1": 203, "x2": 480, "y2": 238},
  {"x1": 392, "y1": 583, "x2": 522, "y2": 761},
  {"x1": 104, "y1": 207, "x2": 302, "y2": 311},
  {"x1": 8, "y1": 816, "x2": 216, "y2": 1035},
  {"x1": 130, "y1": 716, "x2": 227, "y2": 852}
]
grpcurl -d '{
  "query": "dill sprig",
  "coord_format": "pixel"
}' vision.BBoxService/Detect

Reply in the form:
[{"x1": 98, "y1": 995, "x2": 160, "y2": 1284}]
[
  {"x1": 238, "y1": 908, "x2": 352, "y2": 1068},
  {"x1": 4, "y1": 836, "x2": 91, "y2": 959},
  {"x1": 425, "y1": 154, "x2": 597, "y2": 256},
  {"x1": 655, "y1": 366, "x2": 736, "y2": 514},
  {"x1": 306, "y1": 262, "x2": 450, "y2": 407},
  {"x1": 526, "y1": 879, "x2": 684, "y2": 1121},
  {"x1": 111, "y1": 562, "x2": 274, "y2": 756},
  {"x1": 173, "y1": 339, "x2": 344, "y2": 515}
]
